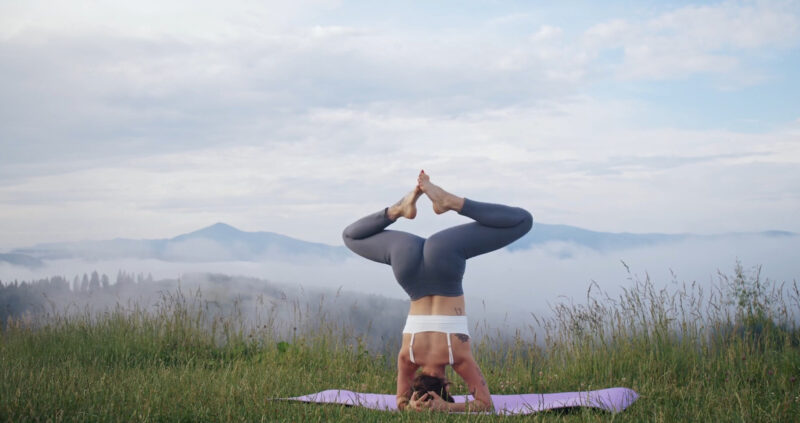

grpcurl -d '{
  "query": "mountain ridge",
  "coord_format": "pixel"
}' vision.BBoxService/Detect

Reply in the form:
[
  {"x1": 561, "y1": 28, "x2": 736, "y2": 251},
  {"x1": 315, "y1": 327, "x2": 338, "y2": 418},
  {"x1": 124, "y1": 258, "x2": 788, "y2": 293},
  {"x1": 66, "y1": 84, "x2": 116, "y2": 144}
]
[
  {"x1": 2, "y1": 222, "x2": 795, "y2": 268},
  {"x1": 8, "y1": 222, "x2": 349, "y2": 263}
]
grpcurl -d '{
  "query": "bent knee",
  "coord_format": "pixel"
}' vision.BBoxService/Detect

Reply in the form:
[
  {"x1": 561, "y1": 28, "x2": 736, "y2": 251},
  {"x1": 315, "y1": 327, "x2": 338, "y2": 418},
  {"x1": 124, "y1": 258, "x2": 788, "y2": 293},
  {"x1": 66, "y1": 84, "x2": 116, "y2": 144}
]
[
  {"x1": 342, "y1": 221, "x2": 363, "y2": 241},
  {"x1": 518, "y1": 208, "x2": 534, "y2": 233},
  {"x1": 342, "y1": 227, "x2": 358, "y2": 249}
]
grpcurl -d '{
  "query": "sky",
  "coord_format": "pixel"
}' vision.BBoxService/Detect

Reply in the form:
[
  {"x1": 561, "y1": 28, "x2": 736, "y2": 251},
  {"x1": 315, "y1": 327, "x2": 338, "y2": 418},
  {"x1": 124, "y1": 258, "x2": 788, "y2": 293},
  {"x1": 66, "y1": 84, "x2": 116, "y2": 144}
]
[{"x1": 1, "y1": 0, "x2": 799, "y2": 250}]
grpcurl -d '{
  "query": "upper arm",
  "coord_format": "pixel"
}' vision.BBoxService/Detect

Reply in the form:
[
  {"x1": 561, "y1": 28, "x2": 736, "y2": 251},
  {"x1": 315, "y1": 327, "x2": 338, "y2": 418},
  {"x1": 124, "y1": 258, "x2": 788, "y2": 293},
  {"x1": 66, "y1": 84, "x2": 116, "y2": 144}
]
[{"x1": 453, "y1": 356, "x2": 493, "y2": 411}]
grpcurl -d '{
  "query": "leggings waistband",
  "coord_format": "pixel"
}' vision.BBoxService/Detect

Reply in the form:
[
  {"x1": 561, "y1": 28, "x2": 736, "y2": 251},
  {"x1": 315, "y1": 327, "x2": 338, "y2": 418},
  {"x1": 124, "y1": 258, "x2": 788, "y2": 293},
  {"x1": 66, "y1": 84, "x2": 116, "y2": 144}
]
[{"x1": 402, "y1": 315, "x2": 469, "y2": 335}]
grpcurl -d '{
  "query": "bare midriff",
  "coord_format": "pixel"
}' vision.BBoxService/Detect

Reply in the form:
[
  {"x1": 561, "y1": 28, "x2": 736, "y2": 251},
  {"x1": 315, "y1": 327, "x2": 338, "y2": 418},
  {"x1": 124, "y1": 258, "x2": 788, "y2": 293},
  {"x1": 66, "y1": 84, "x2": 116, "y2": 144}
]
[
  {"x1": 407, "y1": 294, "x2": 466, "y2": 316},
  {"x1": 402, "y1": 294, "x2": 469, "y2": 367}
]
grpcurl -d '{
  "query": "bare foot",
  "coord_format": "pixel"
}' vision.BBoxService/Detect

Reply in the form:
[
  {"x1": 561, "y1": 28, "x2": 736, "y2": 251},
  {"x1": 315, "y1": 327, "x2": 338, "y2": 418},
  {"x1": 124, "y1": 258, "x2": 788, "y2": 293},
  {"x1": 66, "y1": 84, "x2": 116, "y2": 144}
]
[
  {"x1": 387, "y1": 185, "x2": 423, "y2": 220},
  {"x1": 417, "y1": 170, "x2": 464, "y2": 214}
]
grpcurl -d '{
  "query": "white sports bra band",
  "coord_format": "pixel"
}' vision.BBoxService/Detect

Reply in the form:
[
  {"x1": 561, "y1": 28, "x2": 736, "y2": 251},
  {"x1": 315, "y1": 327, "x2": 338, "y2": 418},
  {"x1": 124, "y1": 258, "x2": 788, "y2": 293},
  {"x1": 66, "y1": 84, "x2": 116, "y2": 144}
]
[
  {"x1": 408, "y1": 332, "x2": 455, "y2": 365},
  {"x1": 403, "y1": 315, "x2": 469, "y2": 366}
]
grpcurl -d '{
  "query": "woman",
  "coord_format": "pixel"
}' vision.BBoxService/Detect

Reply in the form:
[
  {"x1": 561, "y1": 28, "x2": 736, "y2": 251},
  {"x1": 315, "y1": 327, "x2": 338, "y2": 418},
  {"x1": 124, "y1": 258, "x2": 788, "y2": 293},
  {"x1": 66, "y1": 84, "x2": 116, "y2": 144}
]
[{"x1": 342, "y1": 170, "x2": 533, "y2": 412}]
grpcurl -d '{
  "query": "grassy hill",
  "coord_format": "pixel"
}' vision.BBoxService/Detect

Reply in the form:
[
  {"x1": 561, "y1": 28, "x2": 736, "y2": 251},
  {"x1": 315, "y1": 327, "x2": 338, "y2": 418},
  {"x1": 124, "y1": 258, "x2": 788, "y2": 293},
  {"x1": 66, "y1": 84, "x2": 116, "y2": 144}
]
[{"x1": 1, "y1": 264, "x2": 798, "y2": 422}]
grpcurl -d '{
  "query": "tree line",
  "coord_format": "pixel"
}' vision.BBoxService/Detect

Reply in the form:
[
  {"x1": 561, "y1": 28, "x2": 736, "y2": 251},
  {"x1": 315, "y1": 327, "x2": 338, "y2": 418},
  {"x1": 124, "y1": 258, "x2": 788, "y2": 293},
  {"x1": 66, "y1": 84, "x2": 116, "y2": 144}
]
[
  {"x1": 1, "y1": 271, "x2": 410, "y2": 352},
  {"x1": 0, "y1": 271, "x2": 154, "y2": 325}
]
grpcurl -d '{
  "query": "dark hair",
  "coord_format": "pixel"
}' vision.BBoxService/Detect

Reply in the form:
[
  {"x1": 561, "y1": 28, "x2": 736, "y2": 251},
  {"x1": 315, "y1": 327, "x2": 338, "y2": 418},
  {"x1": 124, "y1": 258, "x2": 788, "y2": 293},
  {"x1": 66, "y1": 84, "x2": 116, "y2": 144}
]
[{"x1": 411, "y1": 373, "x2": 454, "y2": 403}]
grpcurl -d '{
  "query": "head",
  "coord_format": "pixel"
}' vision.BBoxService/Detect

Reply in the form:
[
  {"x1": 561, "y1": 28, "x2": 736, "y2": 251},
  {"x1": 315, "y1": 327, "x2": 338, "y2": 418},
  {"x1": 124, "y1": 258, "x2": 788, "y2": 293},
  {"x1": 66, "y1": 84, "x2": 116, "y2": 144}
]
[{"x1": 411, "y1": 373, "x2": 455, "y2": 403}]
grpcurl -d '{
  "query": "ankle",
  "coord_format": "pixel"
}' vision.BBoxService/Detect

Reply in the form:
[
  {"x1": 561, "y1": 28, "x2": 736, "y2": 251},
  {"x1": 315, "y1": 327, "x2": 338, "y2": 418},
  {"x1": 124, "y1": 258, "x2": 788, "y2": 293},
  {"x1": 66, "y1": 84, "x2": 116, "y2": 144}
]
[
  {"x1": 386, "y1": 205, "x2": 402, "y2": 220},
  {"x1": 447, "y1": 195, "x2": 465, "y2": 212}
]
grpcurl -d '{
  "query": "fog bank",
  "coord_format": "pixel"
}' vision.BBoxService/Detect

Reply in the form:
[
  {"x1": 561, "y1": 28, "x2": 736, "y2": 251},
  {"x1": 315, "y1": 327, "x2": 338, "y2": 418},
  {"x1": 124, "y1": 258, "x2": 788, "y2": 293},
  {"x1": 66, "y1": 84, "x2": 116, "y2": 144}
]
[{"x1": 2, "y1": 235, "x2": 797, "y2": 325}]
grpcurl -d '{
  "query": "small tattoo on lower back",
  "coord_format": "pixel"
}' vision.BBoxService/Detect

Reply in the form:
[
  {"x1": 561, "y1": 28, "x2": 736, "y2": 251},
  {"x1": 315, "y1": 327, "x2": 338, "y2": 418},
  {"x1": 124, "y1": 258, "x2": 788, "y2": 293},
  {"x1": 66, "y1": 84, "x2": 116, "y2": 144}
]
[
  {"x1": 455, "y1": 333, "x2": 470, "y2": 343},
  {"x1": 454, "y1": 307, "x2": 463, "y2": 315}
]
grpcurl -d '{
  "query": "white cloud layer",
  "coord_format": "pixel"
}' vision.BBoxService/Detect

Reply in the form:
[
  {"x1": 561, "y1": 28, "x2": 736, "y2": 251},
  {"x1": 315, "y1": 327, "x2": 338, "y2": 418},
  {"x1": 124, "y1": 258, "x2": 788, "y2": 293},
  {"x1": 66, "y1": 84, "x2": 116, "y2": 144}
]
[
  {"x1": 0, "y1": 0, "x2": 799, "y2": 250},
  {"x1": 583, "y1": 1, "x2": 800, "y2": 80}
]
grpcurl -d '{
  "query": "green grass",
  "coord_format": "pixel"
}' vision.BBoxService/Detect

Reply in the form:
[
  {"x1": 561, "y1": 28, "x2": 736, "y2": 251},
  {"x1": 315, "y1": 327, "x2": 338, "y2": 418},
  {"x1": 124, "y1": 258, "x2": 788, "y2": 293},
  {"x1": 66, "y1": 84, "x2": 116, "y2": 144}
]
[{"x1": 2, "y1": 264, "x2": 799, "y2": 422}]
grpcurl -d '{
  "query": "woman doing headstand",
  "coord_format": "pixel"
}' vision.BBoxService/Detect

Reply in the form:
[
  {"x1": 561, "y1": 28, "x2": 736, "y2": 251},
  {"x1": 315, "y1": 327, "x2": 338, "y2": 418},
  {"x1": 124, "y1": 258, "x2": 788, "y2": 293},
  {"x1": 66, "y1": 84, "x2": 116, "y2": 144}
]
[{"x1": 342, "y1": 171, "x2": 533, "y2": 412}]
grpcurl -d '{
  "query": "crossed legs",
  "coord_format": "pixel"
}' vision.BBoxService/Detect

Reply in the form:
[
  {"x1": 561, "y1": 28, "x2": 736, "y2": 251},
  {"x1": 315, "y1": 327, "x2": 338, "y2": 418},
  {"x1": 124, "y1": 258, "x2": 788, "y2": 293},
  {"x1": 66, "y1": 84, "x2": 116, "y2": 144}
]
[{"x1": 342, "y1": 171, "x2": 533, "y2": 279}]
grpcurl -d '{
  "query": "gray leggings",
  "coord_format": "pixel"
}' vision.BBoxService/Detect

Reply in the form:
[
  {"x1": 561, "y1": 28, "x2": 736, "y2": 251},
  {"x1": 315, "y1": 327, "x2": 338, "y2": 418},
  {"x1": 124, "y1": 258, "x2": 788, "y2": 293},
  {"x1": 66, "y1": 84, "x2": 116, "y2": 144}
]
[{"x1": 342, "y1": 198, "x2": 533, "y2": 300}]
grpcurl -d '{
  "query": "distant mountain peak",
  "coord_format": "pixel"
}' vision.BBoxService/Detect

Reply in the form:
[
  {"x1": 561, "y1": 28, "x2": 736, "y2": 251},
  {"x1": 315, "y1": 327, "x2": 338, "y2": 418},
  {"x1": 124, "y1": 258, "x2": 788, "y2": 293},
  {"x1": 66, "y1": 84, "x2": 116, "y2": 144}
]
[
  {"x1": 9, "y1": 221, "x2": 350, "y2": 264},
  {"x1": 177, "y1": 222, "x2": 244, "y2": 240},
  {"x1": 204, "y1": 222, "x2": 240, "y2": 232}
]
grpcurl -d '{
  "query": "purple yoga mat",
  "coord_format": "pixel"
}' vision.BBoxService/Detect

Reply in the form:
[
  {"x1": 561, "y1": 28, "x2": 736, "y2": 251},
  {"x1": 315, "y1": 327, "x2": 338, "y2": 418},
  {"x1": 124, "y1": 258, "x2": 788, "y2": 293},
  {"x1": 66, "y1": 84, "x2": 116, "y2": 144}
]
[{"x1": 285, "y1": 387, "x2": 639, "y2": 414}]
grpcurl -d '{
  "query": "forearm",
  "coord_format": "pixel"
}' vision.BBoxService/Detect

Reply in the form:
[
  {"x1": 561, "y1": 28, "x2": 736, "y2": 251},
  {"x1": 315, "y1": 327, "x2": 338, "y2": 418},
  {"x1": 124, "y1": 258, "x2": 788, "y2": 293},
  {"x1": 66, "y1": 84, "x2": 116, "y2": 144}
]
[{"x1": 444, "y1": 398, "x2": 492, "y2": 413}]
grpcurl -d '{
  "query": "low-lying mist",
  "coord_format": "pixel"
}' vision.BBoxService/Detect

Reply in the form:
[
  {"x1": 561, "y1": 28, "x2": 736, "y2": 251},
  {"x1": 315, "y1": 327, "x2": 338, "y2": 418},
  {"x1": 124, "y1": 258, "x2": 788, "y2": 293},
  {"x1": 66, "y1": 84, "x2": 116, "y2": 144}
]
[{"x1": 2, "y1": 234, "x2": 798, "y2": 349}]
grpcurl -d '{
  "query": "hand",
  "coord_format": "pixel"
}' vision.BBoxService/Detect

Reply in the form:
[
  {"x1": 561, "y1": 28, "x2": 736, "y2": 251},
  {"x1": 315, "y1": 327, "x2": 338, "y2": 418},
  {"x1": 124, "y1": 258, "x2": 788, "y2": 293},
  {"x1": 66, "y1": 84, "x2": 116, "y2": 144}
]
[
  {"x1": 407, "y1": 391, "x2": 431, "y2": 411},
  {"x1": 425, "y1": 391, "x2": 451, "y2": 412}
]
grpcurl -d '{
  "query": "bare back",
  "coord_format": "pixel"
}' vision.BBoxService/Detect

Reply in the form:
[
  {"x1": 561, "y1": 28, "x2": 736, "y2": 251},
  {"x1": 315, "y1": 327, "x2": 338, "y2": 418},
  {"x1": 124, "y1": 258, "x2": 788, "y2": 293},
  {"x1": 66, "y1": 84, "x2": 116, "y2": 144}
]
[
  {"x1": 399, "y1": 294, "x2": 471, "y2": 366},
  {"x1": 408, "y1": 294, "x2": 466, "y2": 316}
]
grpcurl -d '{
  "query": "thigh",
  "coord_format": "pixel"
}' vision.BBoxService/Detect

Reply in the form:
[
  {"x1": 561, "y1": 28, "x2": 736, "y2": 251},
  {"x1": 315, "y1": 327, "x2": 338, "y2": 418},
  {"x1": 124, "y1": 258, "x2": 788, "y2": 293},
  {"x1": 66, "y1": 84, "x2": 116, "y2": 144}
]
[
  {"x1": 426, "y1": 221, "x2": 529, "y2": 260},
  {"x1": 344, "y1": 229, "x2": 425, "y2": 268}
]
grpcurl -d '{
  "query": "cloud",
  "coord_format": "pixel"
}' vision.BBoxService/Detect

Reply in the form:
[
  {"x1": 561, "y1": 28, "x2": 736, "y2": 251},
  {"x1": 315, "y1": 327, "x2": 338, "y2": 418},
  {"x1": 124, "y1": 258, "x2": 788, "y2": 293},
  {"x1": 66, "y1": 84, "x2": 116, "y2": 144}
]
[
  {"x1": 531, "y1": 25, "x2": 564, "y2": 42},
  {"x1": 0, "y1": 0, "x2": 343, "y2": 40},
  {"x1": 3, "y1": 2, "x2": 796, "y2": 174},
  {"x1": 1, "y1": 93, "x2": 799, "y2": 249},
  {"x1": 0, "y1": 28, "x2": 533, "y2": 169},
  {"x1": 309, "y1": 25, "x2": 368, "y2": 39},
  {"x1": 578, "y1": 151, "x2": 774, "y2": 176},
  {"x1": 582, "y1": 1, "x2": 800, "y2": 81},
  {"x1": 0, "y1": 1, "x2": 799, "y2": 250}
]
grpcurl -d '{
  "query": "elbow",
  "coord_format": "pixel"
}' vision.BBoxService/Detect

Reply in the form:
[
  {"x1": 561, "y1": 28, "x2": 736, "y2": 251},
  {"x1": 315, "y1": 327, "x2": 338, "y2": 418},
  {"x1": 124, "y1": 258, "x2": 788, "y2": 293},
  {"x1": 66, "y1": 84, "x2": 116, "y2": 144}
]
[
  {"x1": 468, "y1": 395, "x2": 493, "y2": 413},
  {"x1": 396, "y1": 392, "x2": 411, "y2": 411}
]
